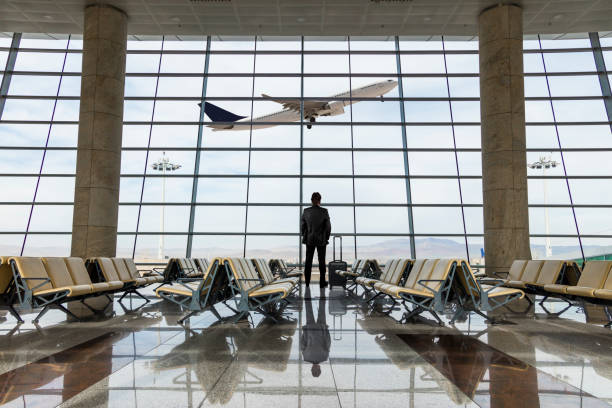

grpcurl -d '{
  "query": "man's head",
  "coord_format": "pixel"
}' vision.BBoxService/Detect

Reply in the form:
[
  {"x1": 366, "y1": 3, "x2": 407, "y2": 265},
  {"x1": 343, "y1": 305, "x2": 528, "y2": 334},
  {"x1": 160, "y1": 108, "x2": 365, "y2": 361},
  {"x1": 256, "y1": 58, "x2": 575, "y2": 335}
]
[
  {"x1": 311, "y1": 192, "x2": 322, "y2": 206},
  {"x1": 311, "y1": 364, "x2": 321, "y2": 377}
]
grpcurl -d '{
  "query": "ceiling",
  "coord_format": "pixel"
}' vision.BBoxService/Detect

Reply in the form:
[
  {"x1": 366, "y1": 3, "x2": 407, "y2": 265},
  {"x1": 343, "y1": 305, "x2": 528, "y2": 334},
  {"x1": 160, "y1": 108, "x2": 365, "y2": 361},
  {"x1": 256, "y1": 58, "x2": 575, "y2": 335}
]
[{"x1": 0, "y1": 0, "x2": 611, "y2": 39}]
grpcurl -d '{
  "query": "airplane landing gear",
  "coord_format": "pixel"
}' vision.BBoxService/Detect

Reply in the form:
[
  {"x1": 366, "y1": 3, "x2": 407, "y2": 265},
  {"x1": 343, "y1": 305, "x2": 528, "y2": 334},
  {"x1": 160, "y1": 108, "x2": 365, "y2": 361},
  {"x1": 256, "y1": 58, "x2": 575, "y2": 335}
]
[{"x1": 306, "y1": 116, "x2": 315, "y2": 129}]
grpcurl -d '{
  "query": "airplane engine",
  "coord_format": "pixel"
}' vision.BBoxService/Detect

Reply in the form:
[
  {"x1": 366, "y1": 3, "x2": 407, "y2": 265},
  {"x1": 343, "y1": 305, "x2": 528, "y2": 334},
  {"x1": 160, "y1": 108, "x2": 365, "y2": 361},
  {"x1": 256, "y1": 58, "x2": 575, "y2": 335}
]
[{"x1": 322, "y1": 101, "x2": 345, "y2": 116}]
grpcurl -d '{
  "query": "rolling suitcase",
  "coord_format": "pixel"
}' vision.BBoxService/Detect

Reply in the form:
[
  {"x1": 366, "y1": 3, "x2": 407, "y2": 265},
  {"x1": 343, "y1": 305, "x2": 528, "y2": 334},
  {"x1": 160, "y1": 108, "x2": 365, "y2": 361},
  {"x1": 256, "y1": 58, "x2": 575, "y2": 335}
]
[{"x1": 328, "y1": 235, "x2": 347, "y2": 289}]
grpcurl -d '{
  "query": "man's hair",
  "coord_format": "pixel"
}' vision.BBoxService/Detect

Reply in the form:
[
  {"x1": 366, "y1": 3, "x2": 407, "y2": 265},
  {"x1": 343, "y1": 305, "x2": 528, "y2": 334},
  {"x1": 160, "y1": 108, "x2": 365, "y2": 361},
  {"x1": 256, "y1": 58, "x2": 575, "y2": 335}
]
[{"x1": 311, "y1": 192, "x2": 322, "y2": 204}]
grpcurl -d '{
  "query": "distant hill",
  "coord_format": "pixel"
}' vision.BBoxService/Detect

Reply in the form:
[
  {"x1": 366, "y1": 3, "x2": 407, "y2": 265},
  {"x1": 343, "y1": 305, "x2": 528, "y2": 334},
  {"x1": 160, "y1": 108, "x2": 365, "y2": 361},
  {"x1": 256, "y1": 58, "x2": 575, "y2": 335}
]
[{"x1": 3, "y1": 237, "x2": 608, "y2": 263}]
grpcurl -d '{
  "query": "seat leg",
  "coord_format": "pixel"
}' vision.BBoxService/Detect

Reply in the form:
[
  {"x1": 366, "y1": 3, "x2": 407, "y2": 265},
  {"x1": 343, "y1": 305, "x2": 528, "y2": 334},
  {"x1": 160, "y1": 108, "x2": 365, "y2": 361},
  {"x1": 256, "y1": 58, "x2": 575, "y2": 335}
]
[
  {"x1": 56, "y1": 303, "x2": 81, "y2": 322},
  {"x1": 32, "y1": 305, "x2": 51, "y2": 323},
  {"x1": 256, "y1": 307, "x2": 278, "y2": 323},
  {"x1": 132, "y1": 289, "x2": 150, "y2": 303},
  {"x1": 402, "y1": 305, "x2": 424, "y2": 323},
  {"x1": 210, "y1": 305, "x2": 222, "y2": 320},
  {"x1": 223, "y1": 301, "x2": 239, "y2": 314},
  {"x1": 366, "y1": 291, "x2": 383, "y2": 303},
  {"x1": 178, "y1": 310, "x2": 198, "y2": 325},
  {"x1": 118, "y1": 290, "x2": 129, "y2": 302},
  {"x1": 430, "y1": 311, "x2": 444, "y2": 326},
  {"x1": 8, "y1": 304, "x2": 24, "y2": 323}
]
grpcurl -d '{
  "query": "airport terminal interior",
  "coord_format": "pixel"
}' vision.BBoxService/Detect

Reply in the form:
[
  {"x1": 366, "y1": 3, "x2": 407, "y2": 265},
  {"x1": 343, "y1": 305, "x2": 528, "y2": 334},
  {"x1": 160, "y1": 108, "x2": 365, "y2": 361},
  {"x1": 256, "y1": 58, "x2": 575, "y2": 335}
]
[{"x1": 0, "y1": 0, "x2": 612, "y2": 406}]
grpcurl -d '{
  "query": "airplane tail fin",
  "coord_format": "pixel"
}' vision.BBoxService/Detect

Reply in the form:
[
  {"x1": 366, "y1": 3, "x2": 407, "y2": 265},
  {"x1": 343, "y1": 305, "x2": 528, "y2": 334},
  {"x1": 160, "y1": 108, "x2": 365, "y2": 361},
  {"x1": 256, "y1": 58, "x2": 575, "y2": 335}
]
[{"x1": 199, "y1": 102, "x2": 246, "y2": 122}]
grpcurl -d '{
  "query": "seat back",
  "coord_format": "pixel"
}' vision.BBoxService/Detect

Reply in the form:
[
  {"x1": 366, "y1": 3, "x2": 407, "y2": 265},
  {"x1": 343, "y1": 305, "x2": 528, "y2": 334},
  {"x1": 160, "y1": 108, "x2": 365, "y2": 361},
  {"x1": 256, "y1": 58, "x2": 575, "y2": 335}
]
[
  {"x1": 351, "y1": 259, "x2": 361, "y2": 271},
  {"x1": 10, "y1": 257, "x2": 53, "y2": 291},
  {"x1": 598, "y1": 263, "x2": 612, "y2": 290},
  {"x1": 404, "y1": 259, "x2": 427, "y2": 288},
  {"x1": 535, "y1": 260, "x2": 565, "y2": 286},
  {"x1": 577, "y1": 261, "x2": 612, "y2": 289},
  {"x1": 455, "y1": 261, "x2": 482, "y2": 299},
  {"x1": 379, "y1": 259, "x2": 399, "y2": 283},
  {"x1": 253, "y1": 259, "x2": 275, "y2": 284},
  {"x1": 519, "y1": 260, "x2": 544, "y2": 284},
  {"x1": 112, "y1": 258, "x2": 134, "y2": 282},
  {"x1": 226, "y1": 258, "x2": 260, "y2": 292},
  {"x1": 122, "y1": 259, "x2": 142, "y2": 280},
  {"x1": 0, "y1": 256, "x2": 13, "y2": 294},
  {"x1": 424, "y1": 259, "x2": 455, "y2": 293},
  {"x1": 406, "y1": 259, "x2": 438, "y2": 290},
  {"x1": 64, "y1": 257, "x2": 94, "y2": 286},
  {"x1": 42, "y1": 257, "x2": 75, "y2": 288},
  {"x1": 279, "y1": 259, "x2": 288, "y2": 271},
  {"x1": 178, "y1": 258, "x2": 192, "y2": 274},
  {"x1": 507, "y1": 260, "x2": 528, "y2": 281},
  {"x1": 95, "y1": 258, "x2": 122, "y2": 282},
  {"x1": 386, "y1": 259, "x2": 411, "y2": 286},
  {"x1": 196, "y1": 258, "x2": 209, "y2": 273}
]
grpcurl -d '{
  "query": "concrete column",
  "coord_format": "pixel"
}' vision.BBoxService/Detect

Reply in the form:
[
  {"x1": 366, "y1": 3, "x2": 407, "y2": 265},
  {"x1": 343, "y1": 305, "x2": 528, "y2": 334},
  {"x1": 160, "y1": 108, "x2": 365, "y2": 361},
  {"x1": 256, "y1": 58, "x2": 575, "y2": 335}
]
[
  {"x1": 479, "y1": 4, "x2": 531, "y2": 276},
  {"x1": 71, "y1": 4, "x2": 127, "y2": 258}
]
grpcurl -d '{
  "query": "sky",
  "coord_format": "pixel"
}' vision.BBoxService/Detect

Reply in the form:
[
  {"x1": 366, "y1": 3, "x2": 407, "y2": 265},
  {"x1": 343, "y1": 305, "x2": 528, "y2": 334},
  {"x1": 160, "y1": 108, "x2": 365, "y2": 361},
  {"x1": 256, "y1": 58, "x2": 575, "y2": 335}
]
[{"x1": 0, "y1": 34, "x2": 611, "y2": 263}]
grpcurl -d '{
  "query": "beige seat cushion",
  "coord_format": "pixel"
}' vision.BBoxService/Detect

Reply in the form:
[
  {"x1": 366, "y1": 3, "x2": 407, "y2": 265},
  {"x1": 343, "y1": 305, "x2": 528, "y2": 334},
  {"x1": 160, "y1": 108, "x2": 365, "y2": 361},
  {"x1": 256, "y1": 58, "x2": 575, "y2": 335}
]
[
  {"x1": 156, "y1": 282, "x2": 202, "y2": 298},
  {"x1": 544, "y1": 284, "x2": 568, "y2": 295},
  {"x1": 566, "y1": 286, "x2": 596, "y2": 298},
  {"x1": 357, "y1": 277, "x2": 378, "y2": 287},
  {"x1": 594, "y1": 289, "x2": 612, "y2": 301},
  {"x1": 506, "y1": 280, "x2": 527, "y2": 289},
  {"x1": 480, "y1": 284, "x2": 524, "y2": 299},
  {"x1": 380, "y1": 284, "x2": 432, "y2": 299},
  {"x1": 249, "y1": 282, "x2": 294, "y2": 298}
]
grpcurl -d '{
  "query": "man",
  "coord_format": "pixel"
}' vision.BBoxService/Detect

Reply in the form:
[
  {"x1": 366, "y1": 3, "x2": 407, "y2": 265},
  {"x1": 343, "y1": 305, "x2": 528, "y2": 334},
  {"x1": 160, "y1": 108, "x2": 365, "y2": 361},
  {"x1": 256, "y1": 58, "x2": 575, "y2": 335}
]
[{"x1": 301, "y1": 192, "x2": 332, "y2": 288}]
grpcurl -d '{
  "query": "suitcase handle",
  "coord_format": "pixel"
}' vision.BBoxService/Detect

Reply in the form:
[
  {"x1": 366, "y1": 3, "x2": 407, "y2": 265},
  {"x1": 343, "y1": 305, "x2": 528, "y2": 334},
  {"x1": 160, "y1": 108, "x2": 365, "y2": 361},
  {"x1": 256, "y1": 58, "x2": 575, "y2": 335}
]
[{"x1": 333, "y1": 235, "x2": 342, "y2": 261}]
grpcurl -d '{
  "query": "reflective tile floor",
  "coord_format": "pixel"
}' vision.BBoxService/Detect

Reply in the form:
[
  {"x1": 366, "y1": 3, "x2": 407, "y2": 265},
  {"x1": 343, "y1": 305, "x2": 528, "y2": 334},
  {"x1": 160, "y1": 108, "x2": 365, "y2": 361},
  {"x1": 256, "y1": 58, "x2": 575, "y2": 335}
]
[{"x1": 1, "y1": 285, "x2": 612, "y2": 407}]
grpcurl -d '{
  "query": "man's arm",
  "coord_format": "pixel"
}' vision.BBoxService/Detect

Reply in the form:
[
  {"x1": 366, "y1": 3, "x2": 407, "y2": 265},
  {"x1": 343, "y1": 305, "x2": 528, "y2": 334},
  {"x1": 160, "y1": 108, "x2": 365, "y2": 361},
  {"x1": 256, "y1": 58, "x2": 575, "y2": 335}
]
[
  {"x1": 301, "y1": 211, "x2": 307, "y2": 238},
  {"x1": 324, "y1": 209, "x2": 331, "y2": 241}
]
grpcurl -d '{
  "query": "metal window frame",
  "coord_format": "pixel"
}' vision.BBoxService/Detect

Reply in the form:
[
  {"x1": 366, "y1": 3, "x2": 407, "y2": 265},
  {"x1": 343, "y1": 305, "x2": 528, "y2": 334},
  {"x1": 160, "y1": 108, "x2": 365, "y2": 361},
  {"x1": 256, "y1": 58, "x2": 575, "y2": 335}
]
[{"x1": 1, "y1": 34, "x2": 611, "y2": 261}]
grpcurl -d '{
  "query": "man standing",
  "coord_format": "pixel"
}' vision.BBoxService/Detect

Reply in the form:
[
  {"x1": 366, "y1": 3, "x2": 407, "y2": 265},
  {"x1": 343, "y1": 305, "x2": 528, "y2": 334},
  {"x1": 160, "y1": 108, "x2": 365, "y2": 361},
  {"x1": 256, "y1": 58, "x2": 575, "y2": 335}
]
[{"x1": 301, "y1": 192, "x2": 332, "y2": 288}]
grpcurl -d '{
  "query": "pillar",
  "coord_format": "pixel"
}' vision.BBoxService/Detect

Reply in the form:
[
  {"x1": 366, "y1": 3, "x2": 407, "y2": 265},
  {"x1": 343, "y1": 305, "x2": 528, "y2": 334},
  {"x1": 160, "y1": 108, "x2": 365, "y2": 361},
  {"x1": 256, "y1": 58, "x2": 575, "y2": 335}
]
[
  {"x1": 479, "y1": 4, "x2": 531, "y2": 277},
  {"x1": 71, "y1": 4, "x2": 127, "y2": 258}
]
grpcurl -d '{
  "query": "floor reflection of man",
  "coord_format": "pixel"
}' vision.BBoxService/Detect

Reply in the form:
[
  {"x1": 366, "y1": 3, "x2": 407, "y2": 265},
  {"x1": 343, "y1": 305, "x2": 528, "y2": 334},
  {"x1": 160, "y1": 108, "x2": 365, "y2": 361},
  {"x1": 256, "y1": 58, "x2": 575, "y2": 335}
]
[{"x1": 301, "y1": 287, "x2": 331, "y2": 377}]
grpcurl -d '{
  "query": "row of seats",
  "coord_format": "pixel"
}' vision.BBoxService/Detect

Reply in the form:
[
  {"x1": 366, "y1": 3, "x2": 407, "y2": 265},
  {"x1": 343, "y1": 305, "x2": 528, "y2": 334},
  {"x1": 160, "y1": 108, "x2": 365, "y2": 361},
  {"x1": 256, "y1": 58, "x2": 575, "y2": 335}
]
[
  {"x1": 347, "y1": 258, "x2": 524, "y2": 325},
  {"x1": 162, "y1": 258, "x2": 210, "y2": 282},
  {"x1": 496, "y1": 259, "x2": 612, "y2": 324},
  {"x1": 155, "y1": 257, "x2": 302, "y2": 324},
  {"x1": 0, "y1": 256, "x2": 156, "y2": 323}
]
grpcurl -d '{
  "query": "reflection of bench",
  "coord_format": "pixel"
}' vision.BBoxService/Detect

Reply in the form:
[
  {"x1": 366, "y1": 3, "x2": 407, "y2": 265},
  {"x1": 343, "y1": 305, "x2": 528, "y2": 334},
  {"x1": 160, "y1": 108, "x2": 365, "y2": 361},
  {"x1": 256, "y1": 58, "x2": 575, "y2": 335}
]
[
  {"x1": 155, "y1": 258, "x2": 229, "y2": 324},
  {"x1": 224, "y1": 257, "x2": 297, "y2": 322}
]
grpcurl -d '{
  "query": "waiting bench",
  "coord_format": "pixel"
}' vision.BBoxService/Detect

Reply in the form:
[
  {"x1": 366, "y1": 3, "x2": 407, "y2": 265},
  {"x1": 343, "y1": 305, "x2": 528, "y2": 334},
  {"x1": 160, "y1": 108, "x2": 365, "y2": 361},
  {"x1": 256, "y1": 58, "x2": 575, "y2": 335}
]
[{"x1": 224, "y1": 257, "x2": 297, "y2": 322}]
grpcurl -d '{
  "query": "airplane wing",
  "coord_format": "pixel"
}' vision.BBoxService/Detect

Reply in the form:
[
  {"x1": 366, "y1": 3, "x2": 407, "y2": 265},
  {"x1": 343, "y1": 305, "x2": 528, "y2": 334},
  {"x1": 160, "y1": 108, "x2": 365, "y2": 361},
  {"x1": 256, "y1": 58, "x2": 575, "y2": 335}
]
[{"x1": 261, "y1": 94, "x2": 327, "y2": 114}]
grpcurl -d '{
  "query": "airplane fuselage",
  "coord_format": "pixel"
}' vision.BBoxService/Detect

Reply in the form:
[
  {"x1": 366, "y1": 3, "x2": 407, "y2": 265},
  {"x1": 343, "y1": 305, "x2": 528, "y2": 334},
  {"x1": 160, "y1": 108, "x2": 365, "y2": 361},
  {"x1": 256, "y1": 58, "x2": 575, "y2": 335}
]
[{"x1": 209, "y1": 80, "x2": 397, "y2": 131}]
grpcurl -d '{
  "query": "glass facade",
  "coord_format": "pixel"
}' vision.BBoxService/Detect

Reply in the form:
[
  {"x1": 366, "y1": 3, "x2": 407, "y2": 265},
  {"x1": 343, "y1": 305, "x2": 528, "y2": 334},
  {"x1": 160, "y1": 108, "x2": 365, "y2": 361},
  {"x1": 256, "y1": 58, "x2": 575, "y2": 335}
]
[{"x1": 0, "y1": 33, "x2": 610, "y2": 264}]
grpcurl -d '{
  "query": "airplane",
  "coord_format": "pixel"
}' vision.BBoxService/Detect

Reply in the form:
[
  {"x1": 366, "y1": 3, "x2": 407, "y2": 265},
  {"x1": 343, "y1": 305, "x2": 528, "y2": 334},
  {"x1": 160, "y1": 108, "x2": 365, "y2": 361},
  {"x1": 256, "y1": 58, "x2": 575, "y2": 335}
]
[{"x1": 201, "y1": 79, "x2": 398, "y2": 131}]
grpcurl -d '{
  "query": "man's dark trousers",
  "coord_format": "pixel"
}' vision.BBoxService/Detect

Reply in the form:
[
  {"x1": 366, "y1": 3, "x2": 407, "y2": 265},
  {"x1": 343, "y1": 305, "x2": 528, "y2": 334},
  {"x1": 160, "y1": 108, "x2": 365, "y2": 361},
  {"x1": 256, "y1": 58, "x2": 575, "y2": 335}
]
[{"x1": 305, "y1": 245, "x2": 326, "y2": 286}]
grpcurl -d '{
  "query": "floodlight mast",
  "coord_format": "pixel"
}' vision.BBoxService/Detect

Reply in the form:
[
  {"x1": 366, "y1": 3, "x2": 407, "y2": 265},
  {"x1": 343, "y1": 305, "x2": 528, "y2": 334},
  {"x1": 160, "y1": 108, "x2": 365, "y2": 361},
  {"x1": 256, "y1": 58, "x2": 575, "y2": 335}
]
[
  {"x1": 528, "y1": 155, "x2": 558, "y2": 258},
  {"x1": 151, "y1": 152, "x2": 181, "y2": 261}
]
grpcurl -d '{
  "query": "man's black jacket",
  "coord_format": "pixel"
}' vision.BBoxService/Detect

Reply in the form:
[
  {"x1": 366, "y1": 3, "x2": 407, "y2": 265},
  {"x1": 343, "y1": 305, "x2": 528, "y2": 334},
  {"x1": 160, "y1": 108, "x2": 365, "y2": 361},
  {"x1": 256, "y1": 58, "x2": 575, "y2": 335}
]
[{"x1": 301, "y1": 206, "x2": 332, "y2": 246}]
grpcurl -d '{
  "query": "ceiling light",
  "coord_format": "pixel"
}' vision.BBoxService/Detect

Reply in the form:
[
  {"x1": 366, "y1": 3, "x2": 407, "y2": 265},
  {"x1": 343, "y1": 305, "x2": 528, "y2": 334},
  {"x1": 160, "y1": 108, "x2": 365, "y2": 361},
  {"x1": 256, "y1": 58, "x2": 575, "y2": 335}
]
[
  {"x1": 296, "y1": 17, "x2": 305, "y2": 23},
  {"x1": 43, "y1": 15, "x2": 53, "y2": 20},
  {"x1": 423, "y1": 16, "x2": 432, "y2": 22},
  {"x1": 170, "y1": 16, "x2": 181, "y2": 23},
  {"x1": 552, "y1": 13, "x2": 564, "y2": 21}
]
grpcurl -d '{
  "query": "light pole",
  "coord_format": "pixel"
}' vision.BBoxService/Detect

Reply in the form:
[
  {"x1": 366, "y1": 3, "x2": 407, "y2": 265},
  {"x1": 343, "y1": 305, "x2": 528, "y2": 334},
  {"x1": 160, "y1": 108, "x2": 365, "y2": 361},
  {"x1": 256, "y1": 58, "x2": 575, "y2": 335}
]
[
  {"x1": 151, "y1": 152, "x2": 181, "y2": 260},
  {"x1": 528, "y1": 155, "x2": 558, "y2": 258}
]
